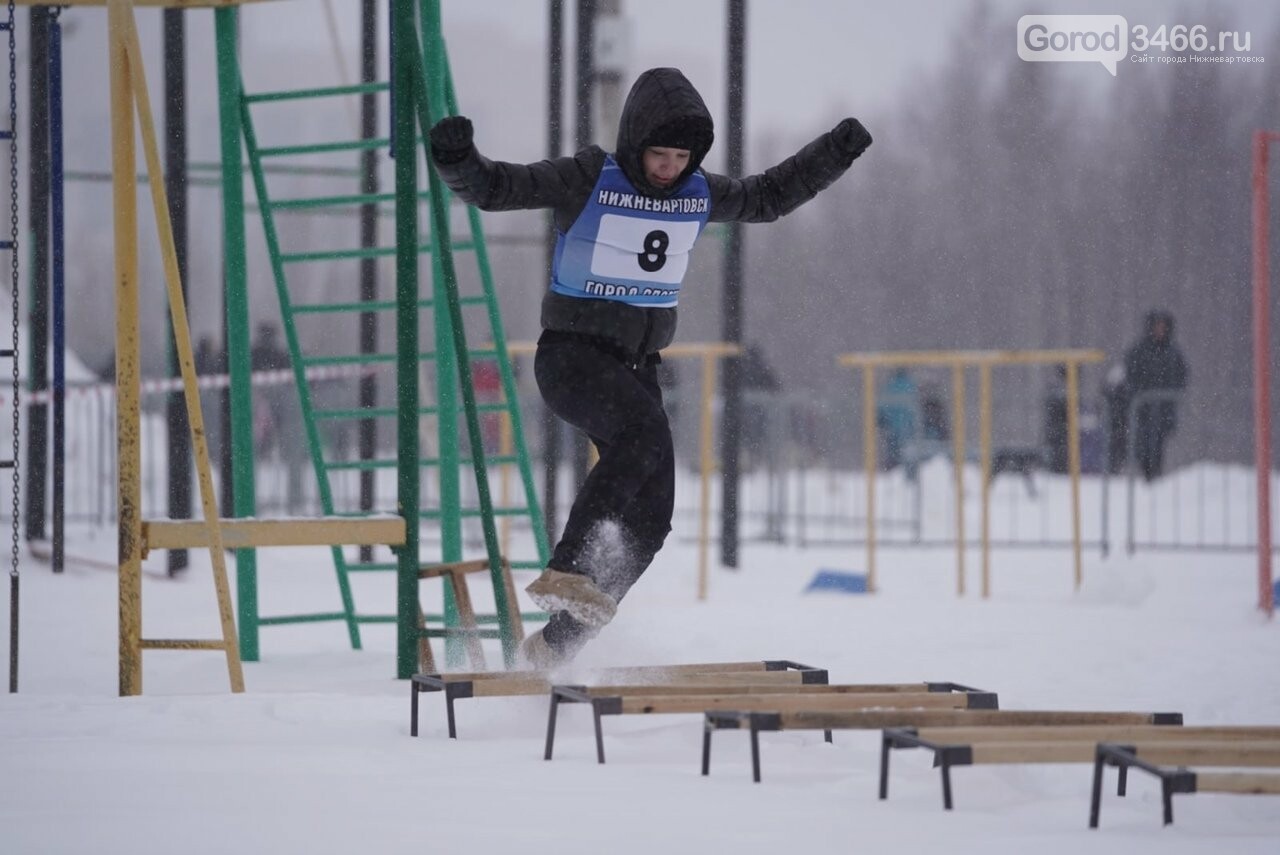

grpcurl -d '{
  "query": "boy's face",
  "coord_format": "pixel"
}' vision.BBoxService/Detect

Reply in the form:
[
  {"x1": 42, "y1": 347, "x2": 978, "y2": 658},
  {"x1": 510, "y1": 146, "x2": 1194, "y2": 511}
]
[{"x1": 642, "y1": 146, "x2": 691, "y2": 188}]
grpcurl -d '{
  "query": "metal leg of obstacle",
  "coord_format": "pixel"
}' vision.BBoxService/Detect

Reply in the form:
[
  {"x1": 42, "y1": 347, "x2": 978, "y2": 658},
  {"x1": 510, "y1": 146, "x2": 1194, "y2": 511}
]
[{"x1": 543, "y1": 688, "x2": 563, "y2": 760}]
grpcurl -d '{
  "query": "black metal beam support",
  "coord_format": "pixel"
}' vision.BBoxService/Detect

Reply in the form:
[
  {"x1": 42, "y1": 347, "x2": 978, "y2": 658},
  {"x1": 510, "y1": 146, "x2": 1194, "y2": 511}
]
[
  {"x1": 719, "y1": 0, "x2": 746, "y2": 567},
  {"x1": 24, "y1": 8, "x2": 49, "y2": 545},
  {"x1": 541, "y1": 0, "x2": 564, "y2": 544},
  {"x1": 164, "y1": 8, "x2": 192, "y2": 576},
  {"x1": 358, "y1": 0, "x2": 380, "y2": 562},
  {"x1": 569, "y1": 0, "x2": 595, "y2": 491}
]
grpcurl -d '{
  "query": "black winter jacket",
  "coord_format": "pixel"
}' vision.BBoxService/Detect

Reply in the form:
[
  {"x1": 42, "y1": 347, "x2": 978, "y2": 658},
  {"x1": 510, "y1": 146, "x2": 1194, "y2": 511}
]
[{"x1": 432, "y1": 68, "x2": 864, "y2": 356}]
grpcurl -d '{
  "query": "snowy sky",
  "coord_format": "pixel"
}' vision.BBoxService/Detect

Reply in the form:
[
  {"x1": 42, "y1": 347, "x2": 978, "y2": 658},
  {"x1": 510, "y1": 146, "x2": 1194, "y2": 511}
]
[{"x1": 241, "y1": 0, "x2": 1279, "y2": 158}]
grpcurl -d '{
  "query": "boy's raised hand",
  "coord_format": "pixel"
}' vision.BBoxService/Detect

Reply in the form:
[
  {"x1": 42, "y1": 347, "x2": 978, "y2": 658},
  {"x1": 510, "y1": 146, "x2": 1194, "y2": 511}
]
[
  {"x1": 833, "y1": 118, "x2": 872, "y2": 159},
  {"x1": 430, "y1": 115, "x2": 474, "y2": 164}
]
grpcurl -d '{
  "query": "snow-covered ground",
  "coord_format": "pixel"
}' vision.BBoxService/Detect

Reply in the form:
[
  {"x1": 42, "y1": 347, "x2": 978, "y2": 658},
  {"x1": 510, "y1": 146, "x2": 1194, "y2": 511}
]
[{"x1": 2, "y1": 519, "x2": 1278, "y2": 855}]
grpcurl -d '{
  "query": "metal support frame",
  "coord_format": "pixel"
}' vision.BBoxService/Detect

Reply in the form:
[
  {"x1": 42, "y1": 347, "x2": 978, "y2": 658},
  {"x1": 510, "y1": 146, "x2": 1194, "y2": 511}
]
[
  {"x1": 701, "y1": 683, "x2": 993, "y2": 783},
  {"x1": 719, "y1": 0, "x2": 746, "y2": 569},
  {"x1": 48, "y1": 8, "x2": 65, "y2": 573},
  {"x1": 162, "y1": 6, "x2": 191, "y2": 576},
  {"x1": 542, "y1": 660, "x2": 824, "y2": 763},
  {"x1": 24, "y1": 6, "x2": 48, "y2": 546},
  {"x1": 1252, "y1": 130, "x2": 1277, "y2": 619}
]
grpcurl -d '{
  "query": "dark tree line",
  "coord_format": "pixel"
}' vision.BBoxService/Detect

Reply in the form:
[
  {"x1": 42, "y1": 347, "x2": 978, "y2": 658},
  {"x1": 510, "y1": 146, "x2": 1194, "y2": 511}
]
[{"x1": 726, "y1": 5, "x2": 1280, "y2": 465}]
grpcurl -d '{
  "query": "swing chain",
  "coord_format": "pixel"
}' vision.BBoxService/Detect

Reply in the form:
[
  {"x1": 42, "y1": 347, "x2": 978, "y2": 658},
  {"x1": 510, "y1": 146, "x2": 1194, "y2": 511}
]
[{"x1": 8, "y1": 0, "x2": 20, "y2": 584}]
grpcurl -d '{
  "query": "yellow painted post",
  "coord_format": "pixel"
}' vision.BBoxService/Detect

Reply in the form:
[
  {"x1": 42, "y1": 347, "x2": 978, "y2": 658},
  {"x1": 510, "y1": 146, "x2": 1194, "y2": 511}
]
[
  {"x1": 697, "y1": 351, "x2": 717, "y2": 601},
  {"x1": 952, "y1": 362, "x2": 967, "y2": 597},
  {"x1": 979, "y1": 363, "x2": 992, "y2": 599},
  {"x1": 862, "y1": 365, "x2": 877, "y2": 591},
  {"x1": 1065, "y1": 360, "x2": 1084, "y2": 591},
  {"x1": 108, "y1": 0, "x2": 142, "y2": 697},
  {"x1": 119, "y1": 6, "x2": 243, "y2": 692}
]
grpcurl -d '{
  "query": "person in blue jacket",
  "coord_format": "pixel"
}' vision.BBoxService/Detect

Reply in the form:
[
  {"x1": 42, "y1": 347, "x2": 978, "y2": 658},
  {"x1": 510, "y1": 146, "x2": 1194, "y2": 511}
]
[{"x1": 430, "y1": 67, "x2": 871, "y2": 666}]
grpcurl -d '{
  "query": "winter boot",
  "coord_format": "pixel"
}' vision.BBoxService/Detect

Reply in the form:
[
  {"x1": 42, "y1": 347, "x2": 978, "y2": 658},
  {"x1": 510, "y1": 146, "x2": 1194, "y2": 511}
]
[
  {"x1": 518, "y1": 628, "x2": 569, "y2": 670},
  {"x1": 525, "y1": 568, "x2": 617, "y2": 629}
]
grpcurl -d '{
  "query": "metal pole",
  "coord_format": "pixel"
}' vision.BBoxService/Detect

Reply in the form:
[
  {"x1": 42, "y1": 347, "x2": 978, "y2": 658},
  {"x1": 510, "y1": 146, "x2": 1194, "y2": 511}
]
[
  {"x1": 214, "y1": 7, "x2": 259, "y2": 660},
  {"x1": 719, "y1": 0, "x2": 746, "y2": 567},
  {"x1": 952, "y1": 362, "x2": 966, "y2": 597},
  {"x1": 6, "y1": 0, "x2": 19, "y2": 694},
  {"x1": 862, "y1": 365, "x2": 877, "y2": 591},
  {"x1": 1066, "y1": 360, "x2": 1084, "y2": 591},
  {"x1": 163, "y1": 7, "x2": 192, "y2": 576},
  {"x1": 48, "y1": 11, "x2": 64, "y2": 574},
  {"x1": 358, "y1": 0, "x2": 379, "y2": 563},
  {"x1": 542, "y1": 0, "x2": 563, "y2": 545},
  {"x1": 979, "y1": 363, "x2": 992, "y2": 598},
  {"x1": 392, "y1": 0, "x2": 421, "y2": 679},
  {"x1": 24, "y1": 8, "x2": 48, "y2": 546},
  {"x1": 697, "y1": 351, "x2": 715, "y2": 600},
  {"x1": 570, "y1": 0, "x2": 595, "y2": 489},
  {"x1": 1252, "y1": 131, "x2": 1274, "y2": 618}
]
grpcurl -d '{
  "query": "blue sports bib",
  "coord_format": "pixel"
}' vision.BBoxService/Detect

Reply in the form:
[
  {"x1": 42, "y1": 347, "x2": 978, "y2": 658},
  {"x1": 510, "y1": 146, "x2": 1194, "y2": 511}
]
[{"x1": 550, "y1": 156, "x2": 711, "y2": 308}]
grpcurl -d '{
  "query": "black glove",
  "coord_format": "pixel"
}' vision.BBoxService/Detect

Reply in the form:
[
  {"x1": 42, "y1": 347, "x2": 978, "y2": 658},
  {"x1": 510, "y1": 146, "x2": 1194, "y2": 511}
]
[
  {"x1": 430, "y1": 115, "x2": 474, "y2": 165},
  {"x1": 832, "y1": 118, "x2": 872, "y2": 160}
]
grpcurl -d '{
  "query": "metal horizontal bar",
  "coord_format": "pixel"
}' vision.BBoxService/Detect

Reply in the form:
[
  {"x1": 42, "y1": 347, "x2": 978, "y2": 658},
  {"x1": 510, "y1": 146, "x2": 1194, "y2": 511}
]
[
  {"x1": 419, "y1": 506, "x2": 528, "y2": 519},
  {"x1": 290, "y1": 296, "x2": 484, "y2": 315},
  {"x1": 270, "y1": 191, "x2": 401, "y2": 211},
  {"x1": 293, "y1": 300, "x2": 398, "y2": 314},
  {"x1": 244, "y1": 81, "x2": 390, "y2": 104},
  {"x1": 313, "y1": 402, "x2": 506, "y2": 421},
  {"x1": 281, "y1": 241, "x2": 476, "y2": 264},
  {"x1": 301, "y1": 353, "x2": 398, "y2": 367},
  {"x1": 258, "y1": 612, "x2": 349, "y2": 626},
  {"x1": 326, "y1": 453, "x2": 523, "y2": 471},
  {"x1": 0, "y1": 349, "x2": 14, "y2": 358},
  {"x1": 258, "y1": 137, "x2": 391, "y2": 158},
  {"x1": 419, "y1": 453, "x2": 519, "y2": 467},
  {"x1": 140, "y1": 515, "x2": 405, "y2": 554},
  {"x1": 190, "y1": 161, "x2": 362, "y2": 179},
  {"x1": 314, "y1": 408, "x2": 399, "y2": 420},
  {"x1": 346, "y1": 562, "x2": 398, "y2": 572}
]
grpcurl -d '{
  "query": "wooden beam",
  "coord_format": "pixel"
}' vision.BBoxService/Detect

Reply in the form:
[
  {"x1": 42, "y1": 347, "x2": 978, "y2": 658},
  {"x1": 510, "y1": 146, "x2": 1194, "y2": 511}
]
[
  {"x1": 617, "y1": 690, "x2": 976, "y2": 715},
  {"x1": 1195, "y1": 773, "x2": 1280, "y2": 794},
  {"x1": 774, "y1": 709, "x2": 1175, "y2": 731},
  {"x1": 915, "y1": 725, "x2": 1280, "y2": 744},
  {"x1": 141, "y1": 515, "x2": 405, "y2": 554},
  {"x1": 1135, "y1": 742, "x2": 1280, "y2": 767}
]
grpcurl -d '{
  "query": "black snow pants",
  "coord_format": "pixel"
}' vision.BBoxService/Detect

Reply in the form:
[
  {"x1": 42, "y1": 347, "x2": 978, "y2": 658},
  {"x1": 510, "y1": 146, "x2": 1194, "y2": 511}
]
[{"x1": 533, "y1": 331, "x2": 675, "y2": 653}]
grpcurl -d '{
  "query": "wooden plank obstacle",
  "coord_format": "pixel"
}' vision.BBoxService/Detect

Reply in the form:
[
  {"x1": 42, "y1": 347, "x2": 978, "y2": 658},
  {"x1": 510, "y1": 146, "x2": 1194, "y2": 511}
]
[
  {"x1": 704, "y1": 709, "x2": 1181, "y2": 784},
  {"x1": 1092, "y1": 739, "x2": 1280, "y2": 827},
  {"x1": 881, "y1": 723, "x2": 1280, "y2": 822},
  {"x1": 545, "y1": 682, "x2": 997, "y2": 767},
  {"x1": 410, "y1": 660, "x2": 827, "y2": 738}
]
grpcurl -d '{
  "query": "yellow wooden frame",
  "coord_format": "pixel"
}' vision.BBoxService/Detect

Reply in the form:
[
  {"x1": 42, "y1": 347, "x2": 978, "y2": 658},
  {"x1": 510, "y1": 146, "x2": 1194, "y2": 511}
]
[
  {"x1": 838, "y1": 349, "x2": 1105, "y2": 596},
  {"x1": 105, "y1": 0, "x2": 402, "y2": 695}
]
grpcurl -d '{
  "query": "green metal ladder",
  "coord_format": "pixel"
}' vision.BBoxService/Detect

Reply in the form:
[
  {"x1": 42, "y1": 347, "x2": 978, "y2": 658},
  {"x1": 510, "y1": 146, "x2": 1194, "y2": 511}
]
[{"x1": 234, "y1": 0, "x2": 549, "y2": 669}]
